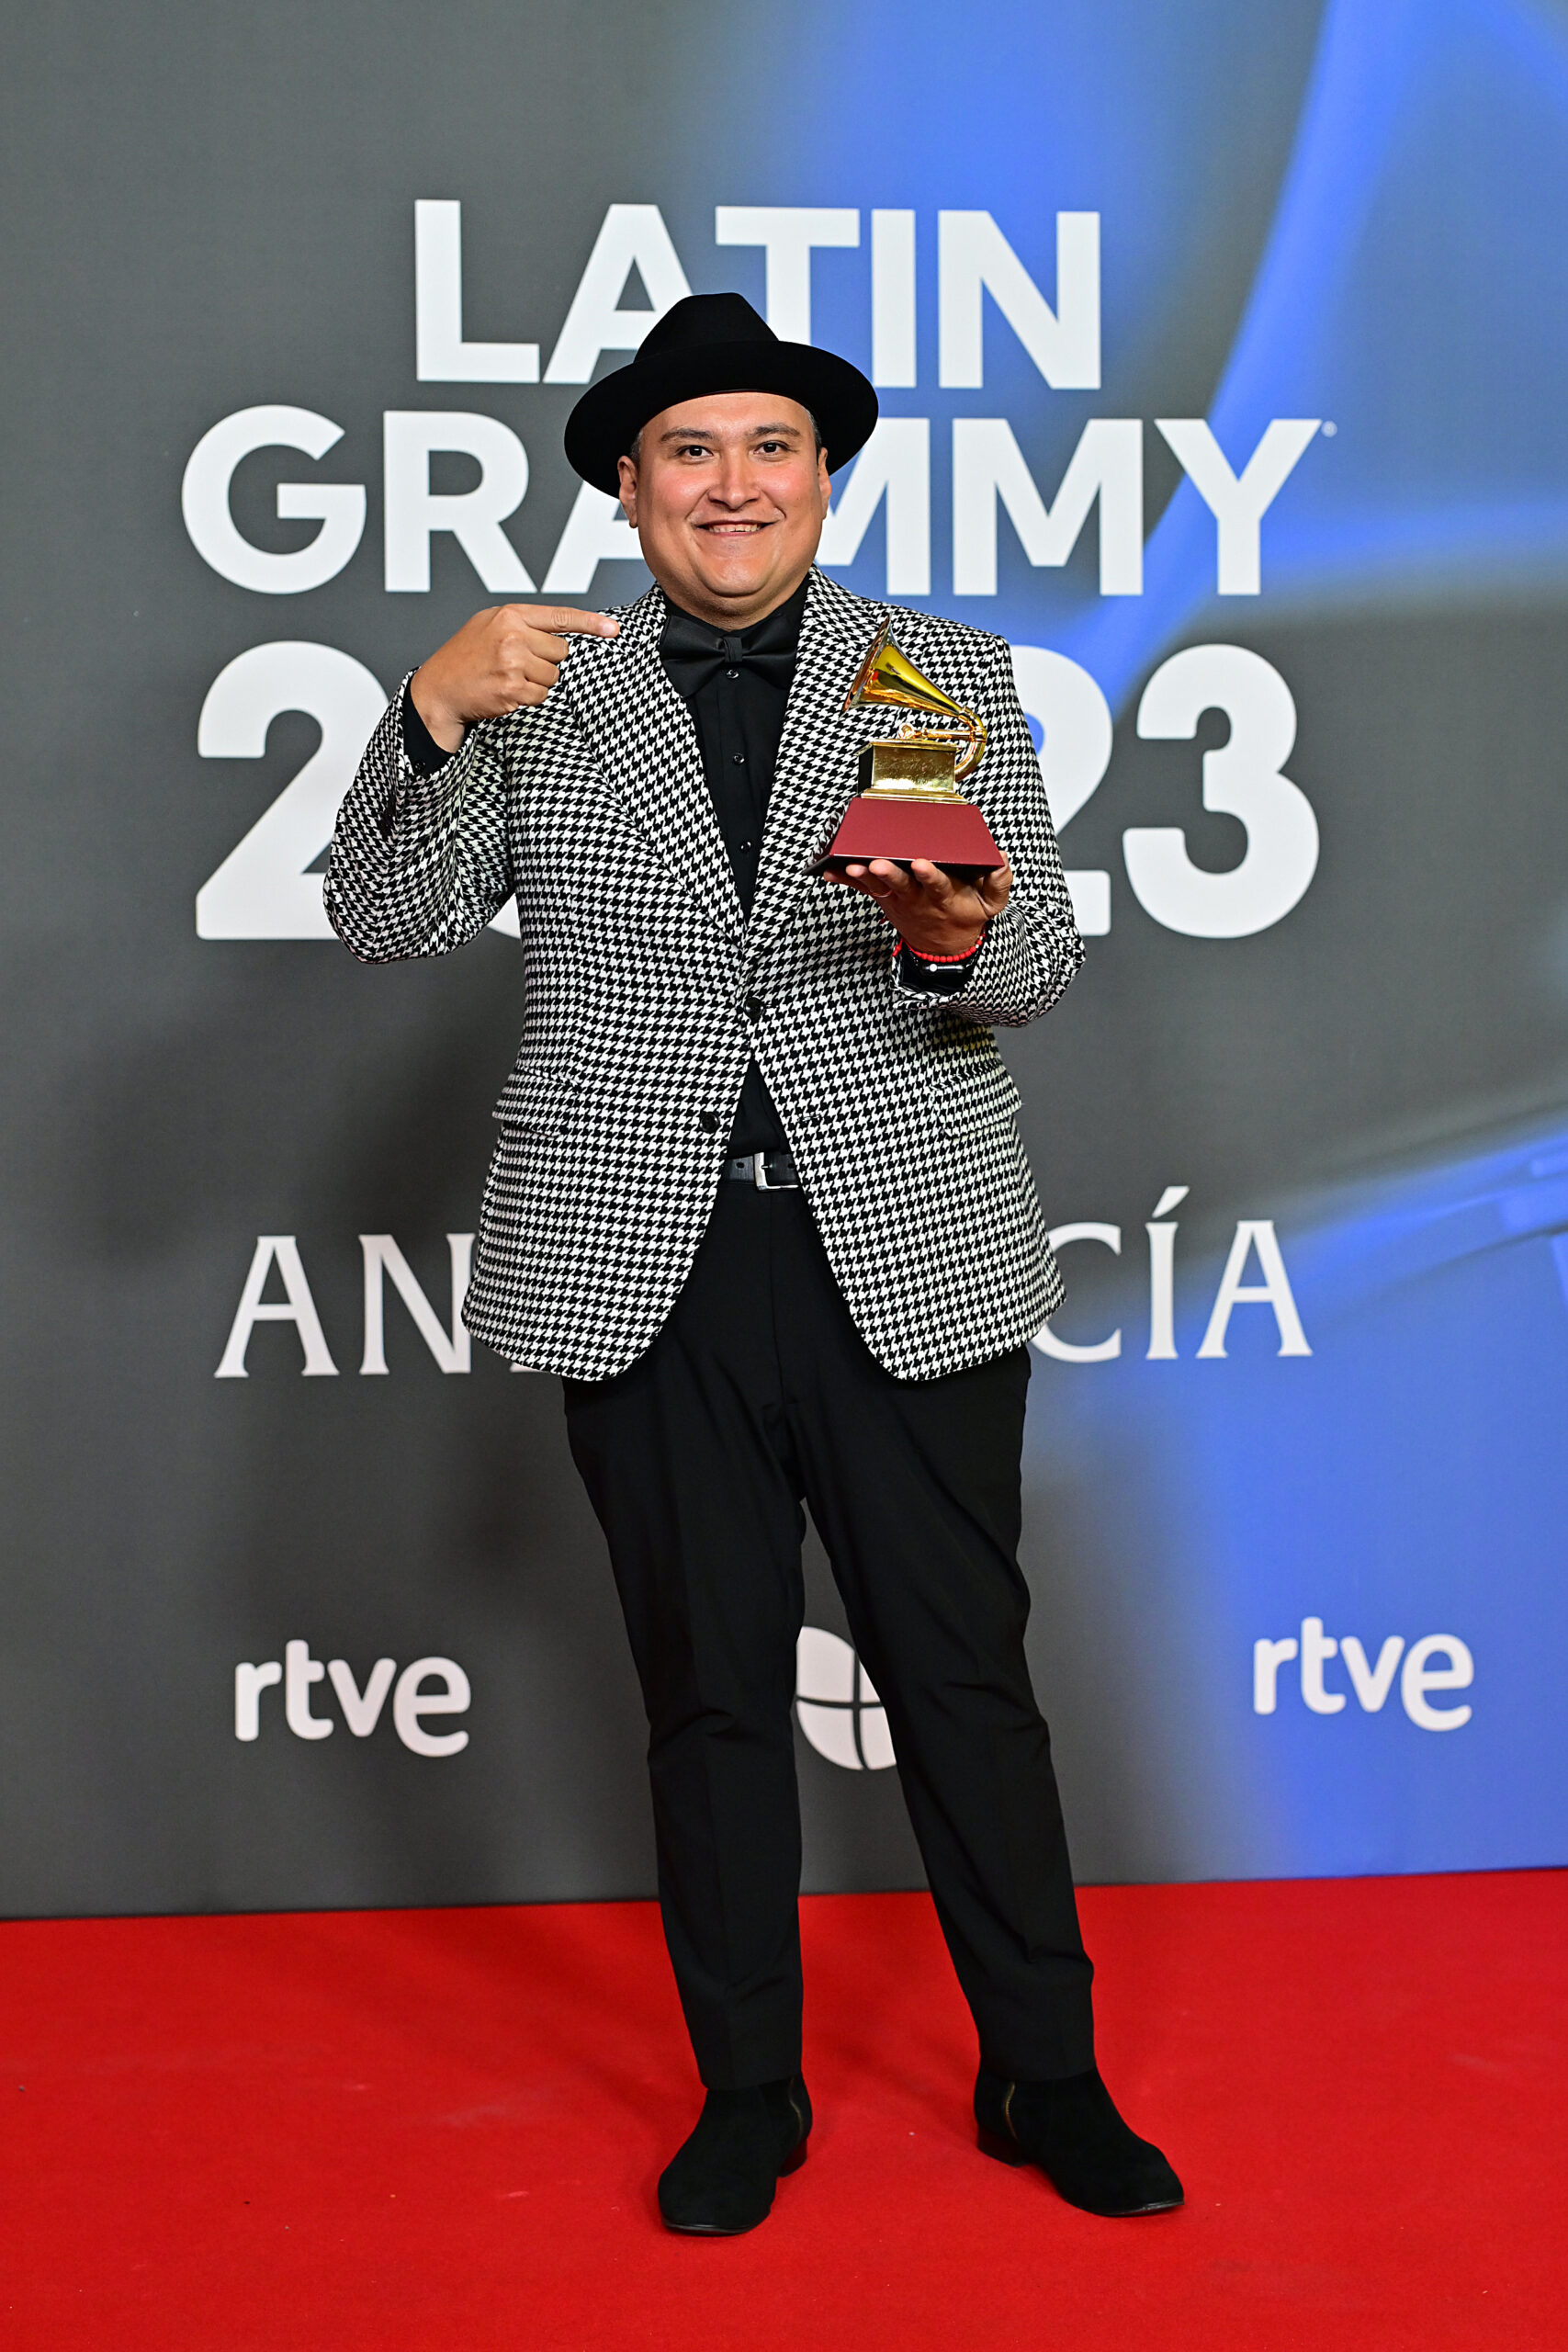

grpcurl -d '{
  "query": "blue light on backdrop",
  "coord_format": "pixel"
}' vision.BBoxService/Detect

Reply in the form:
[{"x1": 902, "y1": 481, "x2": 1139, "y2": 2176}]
[
  {"x1": 1027, "y1": 1120, "x2": 1568, "y2": 1879},
  {"x1": 702, "y1": 0, "x2": 1568, "y2": 1878},
  {"x1": 720, "y1": 0, "x2": 1568, "y2": 684}
]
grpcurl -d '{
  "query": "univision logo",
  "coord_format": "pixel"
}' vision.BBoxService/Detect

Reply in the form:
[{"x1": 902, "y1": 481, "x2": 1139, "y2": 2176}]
[{"x1": 795, "y1": 1627, "x2": 896, "y2": 1771}]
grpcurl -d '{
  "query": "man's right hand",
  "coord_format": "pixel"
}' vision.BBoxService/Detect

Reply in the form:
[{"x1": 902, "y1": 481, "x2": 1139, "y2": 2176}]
[{"x1": 409, "y1": 605, "x2": 621, "y2": 752}]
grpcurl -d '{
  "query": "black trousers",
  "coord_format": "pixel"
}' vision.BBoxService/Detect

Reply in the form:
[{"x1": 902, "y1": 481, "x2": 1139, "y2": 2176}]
[{"x1": 563, "y1": 1182, "x2": 1094, "y2": 2089}]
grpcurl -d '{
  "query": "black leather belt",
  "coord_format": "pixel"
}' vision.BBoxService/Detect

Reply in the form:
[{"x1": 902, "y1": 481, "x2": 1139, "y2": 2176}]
[{"x1": 723, "y1": 1149, "x2": 800, "y2": 1190}]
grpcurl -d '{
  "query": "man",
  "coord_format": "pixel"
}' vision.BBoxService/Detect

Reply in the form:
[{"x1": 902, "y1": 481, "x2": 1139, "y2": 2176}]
[{"x1": 326, "y1": 292, "x2": 1181, "y2": 2233}]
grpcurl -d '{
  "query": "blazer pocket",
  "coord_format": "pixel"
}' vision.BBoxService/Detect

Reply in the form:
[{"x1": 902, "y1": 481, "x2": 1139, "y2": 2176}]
[
  {"x1": 492, "y1": 1059, "x2": 581, "y2": 1137},
  {"x1": 929, "y1": 1054, "x2": 1022, "y2": 1135}
]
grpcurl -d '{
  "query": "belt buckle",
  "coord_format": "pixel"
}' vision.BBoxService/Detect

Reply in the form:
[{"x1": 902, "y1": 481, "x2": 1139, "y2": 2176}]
[{"x1": 751, "y1": 1149, "x2": 787, "y2": 1191}]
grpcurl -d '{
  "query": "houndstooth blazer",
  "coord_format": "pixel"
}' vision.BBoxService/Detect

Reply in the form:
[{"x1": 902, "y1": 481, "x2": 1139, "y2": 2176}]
[{"x1": 325, "y1": 567, "x2": 1084, "y2": 1381}]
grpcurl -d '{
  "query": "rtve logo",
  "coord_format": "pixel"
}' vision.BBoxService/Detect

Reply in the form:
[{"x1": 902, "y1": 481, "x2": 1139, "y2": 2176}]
[
  {"x1": 234, "y1": 1642, "x2": 470, "y2": 1755},
  {"x1": 1253, "y1": 1620, "x2": 1473, "y2": 1731}
]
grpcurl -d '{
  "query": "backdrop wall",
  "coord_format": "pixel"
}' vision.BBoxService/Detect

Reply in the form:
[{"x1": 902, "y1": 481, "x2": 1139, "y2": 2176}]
[{"x1": 3, "y1": 0, "x2": 1564, "y2": 1917}]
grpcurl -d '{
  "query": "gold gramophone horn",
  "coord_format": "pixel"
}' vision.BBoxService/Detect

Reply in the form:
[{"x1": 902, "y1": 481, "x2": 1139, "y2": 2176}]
[{"x1": 842, "y1": 621, "x2": 987, "y2": 785}]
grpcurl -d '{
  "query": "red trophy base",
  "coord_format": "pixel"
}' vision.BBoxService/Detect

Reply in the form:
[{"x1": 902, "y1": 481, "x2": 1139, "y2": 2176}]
[{"x1": 810, "y1": 793, "x2": 1005, "y2": 881}]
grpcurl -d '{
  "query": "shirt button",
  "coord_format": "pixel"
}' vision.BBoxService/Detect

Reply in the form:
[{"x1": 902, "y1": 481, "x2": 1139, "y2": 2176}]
[
  {"x1": 739, "y1": 838, "x2": 755, "y2": 851},
  {"x1": 731, "y1": 752, "x2": 747, "y2": 764},
  {"x1": 698, "y1": 1111, "x2": 718, "y2": 1134},
  {"x1": 745, "y1": 995, "x2": 764, "y2": 1021},
  {"x1": 727, "y1": 667, "x2": 740, "y2": 680}
]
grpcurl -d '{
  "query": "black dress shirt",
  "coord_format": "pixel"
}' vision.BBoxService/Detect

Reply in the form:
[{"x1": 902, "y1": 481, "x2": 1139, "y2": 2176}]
[
  {"x1": 400, "y1": 579, "x2": 979, "y2": 1159},
  {"x1": 657, "y1": 580, "x2": 806, "y2": 1153}
]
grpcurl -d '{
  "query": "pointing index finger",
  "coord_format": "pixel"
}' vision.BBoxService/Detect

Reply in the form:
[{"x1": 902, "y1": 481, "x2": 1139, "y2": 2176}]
[{"x1": 537, "y1": 605, "x2": 620, "y2": 638}]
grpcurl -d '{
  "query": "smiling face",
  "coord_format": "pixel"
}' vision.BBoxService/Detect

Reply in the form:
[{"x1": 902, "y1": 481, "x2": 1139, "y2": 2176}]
[{"x1": 616, "y1": 392, "x2": 832, "y2": 630}]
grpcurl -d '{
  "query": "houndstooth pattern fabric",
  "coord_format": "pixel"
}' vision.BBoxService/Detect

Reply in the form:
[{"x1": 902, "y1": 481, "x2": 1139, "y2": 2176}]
[{"x1": 325, "y1": 568, "x2": 1084, "y2": 1381}]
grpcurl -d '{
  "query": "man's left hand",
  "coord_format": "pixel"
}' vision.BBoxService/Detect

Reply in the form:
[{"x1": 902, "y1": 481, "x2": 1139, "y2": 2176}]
[{"x1": 825, "y1": 857, "x2": 1011, "y2": 960}]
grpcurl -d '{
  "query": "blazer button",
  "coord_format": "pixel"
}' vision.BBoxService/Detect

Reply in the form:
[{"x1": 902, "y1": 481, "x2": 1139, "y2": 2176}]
[
  {"x1": 744, "y1": 994, "x2": 764, "y2": 1021},
  {"x1": 698, "y1": 1111, "x2": 718, "y2": 1134}
]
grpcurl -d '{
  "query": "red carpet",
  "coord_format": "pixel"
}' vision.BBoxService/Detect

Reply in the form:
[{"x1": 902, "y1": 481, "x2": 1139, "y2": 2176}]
[{"x1": 1, "y1": 1873, "x2": 1562, "y2": 2350}]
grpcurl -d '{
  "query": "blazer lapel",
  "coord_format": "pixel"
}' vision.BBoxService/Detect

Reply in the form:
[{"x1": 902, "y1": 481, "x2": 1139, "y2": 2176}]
[
  {"x1": 558, "y1": 585, "x2": 744, "y2": 939},
  {"x1": 744, "y1": 569, "x2": 886, "y2": 974}
]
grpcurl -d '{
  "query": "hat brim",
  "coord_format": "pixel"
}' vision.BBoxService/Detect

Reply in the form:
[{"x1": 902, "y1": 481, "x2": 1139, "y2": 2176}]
[{"x1": 564, "y1": 339, "x2": 879, "y2": 496}]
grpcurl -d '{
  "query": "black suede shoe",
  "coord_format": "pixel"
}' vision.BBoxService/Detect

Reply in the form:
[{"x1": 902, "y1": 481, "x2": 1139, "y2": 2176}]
[
  {"x1": 975, "y1": 2064, "x2": 1183, "y2": 2217},
  {"x1": 658, "y1": 2075, "x2": 812, "y2": 2235}
]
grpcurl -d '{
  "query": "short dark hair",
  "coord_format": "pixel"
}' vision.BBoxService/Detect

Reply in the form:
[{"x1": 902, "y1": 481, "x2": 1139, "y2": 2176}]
[{"x1": 625, "y1": 408, "x2": 824, "y2": 469}]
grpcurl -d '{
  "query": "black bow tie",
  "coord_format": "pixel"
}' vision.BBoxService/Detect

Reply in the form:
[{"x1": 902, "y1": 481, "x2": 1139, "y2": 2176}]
[{"x1": 660, "y1": 599, "x2": 799, "y2": 699}]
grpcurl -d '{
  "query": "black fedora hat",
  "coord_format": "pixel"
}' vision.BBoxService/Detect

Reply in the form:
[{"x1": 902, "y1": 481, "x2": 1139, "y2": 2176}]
[{"x1": 564, "y1": 291, "x2": 878, "y2": 496}]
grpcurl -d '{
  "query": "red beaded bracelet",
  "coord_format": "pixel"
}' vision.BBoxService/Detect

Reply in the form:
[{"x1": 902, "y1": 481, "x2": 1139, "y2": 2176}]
[{"x1": 895, "y1": 931, "x2": 987, "y2": 965}]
